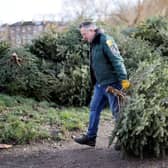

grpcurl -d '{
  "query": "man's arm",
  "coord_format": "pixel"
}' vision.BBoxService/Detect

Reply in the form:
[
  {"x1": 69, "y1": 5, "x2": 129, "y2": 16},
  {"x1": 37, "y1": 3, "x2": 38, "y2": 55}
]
[{"x1": 102, "y1": 38, "x2": 127, "y2": 81}]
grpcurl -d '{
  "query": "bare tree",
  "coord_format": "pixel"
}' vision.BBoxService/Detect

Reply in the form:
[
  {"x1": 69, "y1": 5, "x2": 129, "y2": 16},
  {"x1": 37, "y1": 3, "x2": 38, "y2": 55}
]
[
  {"x1": 107, "y1": 0, "x2": 144, "y2": 26},
  {"x1": 61, "y1": 0, "x2": 114, "y2": 21},
  {"x1": 141, "y1": 0, "x2": 168, "y2": 18},
  {"x1": 60, "y1": 0, "x2": 168, "y2": 26},
  {"x1": 105, "y1": 0, "x2": 168, "y2": 27}
]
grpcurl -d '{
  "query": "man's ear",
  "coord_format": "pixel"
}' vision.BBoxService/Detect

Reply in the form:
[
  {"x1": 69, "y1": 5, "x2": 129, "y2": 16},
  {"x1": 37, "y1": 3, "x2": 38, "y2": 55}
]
[{"x1": 91, "y1": 29, "x2": 95, "y2": 32}]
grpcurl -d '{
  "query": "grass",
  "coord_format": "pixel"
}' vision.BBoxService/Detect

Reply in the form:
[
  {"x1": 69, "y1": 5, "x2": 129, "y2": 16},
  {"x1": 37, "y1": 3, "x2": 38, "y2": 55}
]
[{"x1": 0, "y1": 94, "x2": 111, "y2": 145}]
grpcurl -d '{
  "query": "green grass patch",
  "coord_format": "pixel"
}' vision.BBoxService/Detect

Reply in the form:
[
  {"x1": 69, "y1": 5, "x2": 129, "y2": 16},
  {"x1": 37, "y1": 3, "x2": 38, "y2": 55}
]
[{"x1": 0, "y1": 94, "x2": 111, "y2": 145}]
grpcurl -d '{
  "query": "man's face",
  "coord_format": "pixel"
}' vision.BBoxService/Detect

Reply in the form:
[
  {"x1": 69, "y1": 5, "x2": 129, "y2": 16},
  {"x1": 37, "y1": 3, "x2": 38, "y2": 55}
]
[{"x1": 80, "y1": 27, "x2": 96, "y2": 43}]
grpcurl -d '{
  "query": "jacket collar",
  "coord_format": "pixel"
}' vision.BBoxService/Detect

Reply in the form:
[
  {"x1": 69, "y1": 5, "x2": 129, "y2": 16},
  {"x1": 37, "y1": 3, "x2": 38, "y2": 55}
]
[{"x1": 91, "y1": 29, "x2": 103, "y2": 45}]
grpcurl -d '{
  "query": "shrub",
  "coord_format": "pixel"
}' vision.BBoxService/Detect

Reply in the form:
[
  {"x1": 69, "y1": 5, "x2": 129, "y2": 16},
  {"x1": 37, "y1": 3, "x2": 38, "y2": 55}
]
[
  {"x1": 117, "y1": 36, "x2": 155, "y2": 76},
  {"x1": 0, "y1": 47, "x2": 54, "y2": 100},
  {"x1": 28, "y1": 26, "x2": 91, "y2": 106},
  {"x1": 133, "y1": 16, "x2": 168, "y2": 57},
  {"x1": 0, "y1": 26, "x2": 91, "y2": 106},
  {"x1": 0, "y1": 41, "x2": 9, "y2": 56},
  {"x1": 109, "y1": 57, "x2": 168, "y2": 158}
]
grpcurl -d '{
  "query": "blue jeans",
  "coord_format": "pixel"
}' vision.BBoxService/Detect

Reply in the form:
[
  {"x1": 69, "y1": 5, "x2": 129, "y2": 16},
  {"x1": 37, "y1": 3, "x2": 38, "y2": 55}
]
[{"x1": 87, "y1": 82, "x2": 121, "y2": 138}]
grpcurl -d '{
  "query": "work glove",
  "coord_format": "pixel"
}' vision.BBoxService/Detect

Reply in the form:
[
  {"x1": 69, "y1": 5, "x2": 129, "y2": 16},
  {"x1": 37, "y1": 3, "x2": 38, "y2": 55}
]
[{"x1": 121, "y1": 80, "x2": 131, "y2": 90}]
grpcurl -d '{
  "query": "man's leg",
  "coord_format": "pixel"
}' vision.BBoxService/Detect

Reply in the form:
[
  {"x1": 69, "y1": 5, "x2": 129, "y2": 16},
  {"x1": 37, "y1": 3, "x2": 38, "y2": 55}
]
[
  {"x1": 106, "y1": 82, "x2": 122, "y2": 150},
  {"x1": 87, "y1": 84, "x2": 107, "y2": 138},
  {"x1": 74, "y1": 83, "x2": 107, "y2": 146},
  {"x1": 106, "y1": 82, "x2": 122, "y2": 120}
]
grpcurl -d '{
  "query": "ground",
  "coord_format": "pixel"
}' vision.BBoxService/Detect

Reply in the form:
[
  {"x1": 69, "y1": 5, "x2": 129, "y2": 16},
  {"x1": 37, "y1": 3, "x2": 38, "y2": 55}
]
[{"x1": 0, "y1": 120, "x2": 168, "y2": 168}]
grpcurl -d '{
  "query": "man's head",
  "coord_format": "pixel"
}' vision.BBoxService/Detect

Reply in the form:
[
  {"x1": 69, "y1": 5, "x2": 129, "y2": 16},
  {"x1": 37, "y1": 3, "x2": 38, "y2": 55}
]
[{"x1": 79, "y1": 22, "x2": 97, "y2": 43}]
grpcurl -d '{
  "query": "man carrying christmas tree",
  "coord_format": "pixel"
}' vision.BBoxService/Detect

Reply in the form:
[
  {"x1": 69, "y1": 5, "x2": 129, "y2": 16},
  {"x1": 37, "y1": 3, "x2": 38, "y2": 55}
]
[{"x1": 73, "y1": 22, "x2": 130, "y2": 148}]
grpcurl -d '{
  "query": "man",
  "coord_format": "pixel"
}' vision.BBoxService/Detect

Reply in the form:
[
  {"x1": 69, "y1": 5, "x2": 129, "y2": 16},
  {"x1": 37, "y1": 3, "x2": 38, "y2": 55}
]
[{"x1": 73, "y1": 22, "x2": 130, "y2": 147}]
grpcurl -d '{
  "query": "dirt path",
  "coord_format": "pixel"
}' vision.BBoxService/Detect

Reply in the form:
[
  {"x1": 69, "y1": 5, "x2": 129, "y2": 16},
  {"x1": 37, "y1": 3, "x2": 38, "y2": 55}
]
[{"x1": 0, "y1": 120, "x2": 168, "y2": 168}]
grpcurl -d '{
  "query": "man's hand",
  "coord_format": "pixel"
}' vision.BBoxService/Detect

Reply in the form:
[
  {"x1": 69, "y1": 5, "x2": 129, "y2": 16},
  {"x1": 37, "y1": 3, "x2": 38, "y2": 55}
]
[
  {"x1": 106, "y1": 86, "x2": 125, "y2": 99},
  {"x1": 121, "y1": 80, "x2": 131, "y2": 90}
]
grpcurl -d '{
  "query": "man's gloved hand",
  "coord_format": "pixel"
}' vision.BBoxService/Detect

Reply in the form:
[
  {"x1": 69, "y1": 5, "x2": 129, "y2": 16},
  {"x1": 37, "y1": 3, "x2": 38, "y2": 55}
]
[{"x1": 121, "y1": 80, "x2": 131, "y2": 90}]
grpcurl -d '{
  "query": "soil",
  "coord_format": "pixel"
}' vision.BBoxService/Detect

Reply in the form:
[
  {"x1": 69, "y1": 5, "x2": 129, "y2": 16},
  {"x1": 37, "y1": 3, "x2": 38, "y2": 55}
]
[{"x1": 0, "y1": 120, "x2": 168, "y2": 168}]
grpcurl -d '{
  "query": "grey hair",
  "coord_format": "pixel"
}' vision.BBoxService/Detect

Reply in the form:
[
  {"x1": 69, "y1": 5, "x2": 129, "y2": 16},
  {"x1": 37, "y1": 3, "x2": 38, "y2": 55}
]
[{"x1": 79, "y1": 21, "x2": 98, "y2": 30}]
